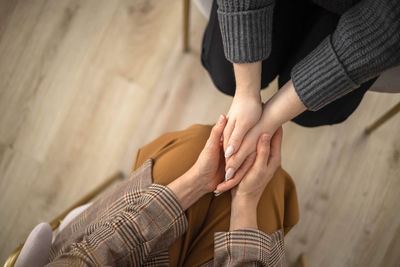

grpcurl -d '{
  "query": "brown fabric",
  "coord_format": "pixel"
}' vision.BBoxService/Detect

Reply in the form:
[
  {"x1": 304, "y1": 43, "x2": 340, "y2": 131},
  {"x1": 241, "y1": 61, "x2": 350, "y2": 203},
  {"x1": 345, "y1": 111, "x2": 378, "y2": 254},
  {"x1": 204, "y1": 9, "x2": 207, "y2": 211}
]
[
  {"x1": 46, "y1": 124, "x2": 298, "y2": 266},
  {"x1": 133, "y1": 124, "x2": 299, "y2": 267}
]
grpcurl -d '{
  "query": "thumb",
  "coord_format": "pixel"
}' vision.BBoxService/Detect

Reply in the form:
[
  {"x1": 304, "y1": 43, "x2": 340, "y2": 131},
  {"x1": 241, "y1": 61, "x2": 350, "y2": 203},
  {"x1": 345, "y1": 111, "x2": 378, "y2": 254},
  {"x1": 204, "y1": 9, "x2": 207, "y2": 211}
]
[
  {"x1": 225, "y1": 123, "x2": 248, "y2": 158},
  {"x1": 206, "y1": 115, "x2": 227, "y2": 149},
  {"x1": 254, "y1": 133, "x2": 271, "y2": 170}
]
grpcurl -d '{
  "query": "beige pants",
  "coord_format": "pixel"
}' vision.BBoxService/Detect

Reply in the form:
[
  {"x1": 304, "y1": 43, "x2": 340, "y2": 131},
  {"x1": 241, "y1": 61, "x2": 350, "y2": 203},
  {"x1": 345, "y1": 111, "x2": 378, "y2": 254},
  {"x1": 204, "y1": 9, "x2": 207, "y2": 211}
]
[{"x1": 133, "y1": 124, "x2": 299, "y2": 267}]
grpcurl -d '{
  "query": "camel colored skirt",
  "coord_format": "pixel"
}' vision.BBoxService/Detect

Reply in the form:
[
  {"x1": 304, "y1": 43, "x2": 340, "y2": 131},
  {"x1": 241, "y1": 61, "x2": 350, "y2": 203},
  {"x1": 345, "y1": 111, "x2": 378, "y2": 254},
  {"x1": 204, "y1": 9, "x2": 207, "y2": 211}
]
[{"x1": 133, "y1": 124, "x2": 299, "y2": 266}]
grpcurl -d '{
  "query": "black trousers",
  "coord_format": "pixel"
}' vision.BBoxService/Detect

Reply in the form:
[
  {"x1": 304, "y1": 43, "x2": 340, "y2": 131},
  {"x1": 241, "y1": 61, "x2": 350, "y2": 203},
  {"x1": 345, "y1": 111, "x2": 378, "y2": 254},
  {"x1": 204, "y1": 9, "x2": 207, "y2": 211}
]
[{"x1": 201, "y1": 0, "x2": 377, "y2": 127}]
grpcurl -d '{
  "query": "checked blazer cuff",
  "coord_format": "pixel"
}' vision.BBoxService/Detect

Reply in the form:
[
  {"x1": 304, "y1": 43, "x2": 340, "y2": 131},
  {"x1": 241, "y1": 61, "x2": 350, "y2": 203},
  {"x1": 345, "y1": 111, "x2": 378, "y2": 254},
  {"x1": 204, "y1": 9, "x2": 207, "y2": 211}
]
[{"x1": 213, "y1": 229, "x2": 285, "y2": 266}]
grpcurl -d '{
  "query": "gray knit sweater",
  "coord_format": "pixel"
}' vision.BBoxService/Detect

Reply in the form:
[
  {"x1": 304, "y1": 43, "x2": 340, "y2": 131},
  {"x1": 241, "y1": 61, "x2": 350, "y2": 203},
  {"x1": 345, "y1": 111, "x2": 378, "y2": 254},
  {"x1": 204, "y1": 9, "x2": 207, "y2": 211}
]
[{"x1": 216, "y1": 0, "x2": 400, "y2": 111}]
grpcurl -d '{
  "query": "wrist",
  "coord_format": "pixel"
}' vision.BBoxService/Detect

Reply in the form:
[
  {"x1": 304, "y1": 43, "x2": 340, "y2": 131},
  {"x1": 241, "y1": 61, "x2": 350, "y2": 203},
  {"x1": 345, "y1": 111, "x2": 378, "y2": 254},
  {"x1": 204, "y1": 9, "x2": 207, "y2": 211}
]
[
  {"x1": 261, "y1": 80, "x2": 306, "y2": 127},
  {"x1": 234, "y1": 86, "x2": 261, "y2": 99},
  {"x1": 233, "y1": 62, "x2": 262, "y2": 96},
  {"x1": 167, "y1": 168, "x2": 208, "y2": 211},
  {"x1": 232, "y1": 195, "x2": 259, "y2": 209},
  {"x1": 260, "y1": 103, "x2": 281, "y2": 135},
  {"x1": 230, "y1": 197, "x2": 258, "y2": 231}
]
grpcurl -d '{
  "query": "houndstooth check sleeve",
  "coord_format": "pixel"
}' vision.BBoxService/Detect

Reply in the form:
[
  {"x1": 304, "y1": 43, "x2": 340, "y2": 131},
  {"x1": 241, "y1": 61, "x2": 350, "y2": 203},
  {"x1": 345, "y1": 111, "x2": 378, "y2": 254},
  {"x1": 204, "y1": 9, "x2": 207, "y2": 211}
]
[
  {"x1": 212, "y1": 229, "x2": 286, "y2": 266},
  {"x1": 47, "y1": 184, "x2": 188, "y2": 266}
]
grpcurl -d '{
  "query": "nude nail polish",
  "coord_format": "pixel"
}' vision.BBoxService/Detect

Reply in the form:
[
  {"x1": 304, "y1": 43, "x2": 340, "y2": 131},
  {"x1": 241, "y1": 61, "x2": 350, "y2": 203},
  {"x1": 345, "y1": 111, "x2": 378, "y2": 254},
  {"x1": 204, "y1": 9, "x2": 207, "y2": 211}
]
[
  {"x1": 225, "y1": 145, "x2": 234, "y2": 158},
  {"x1": 225, "y1": 168, "x2": 235, "y2": 181},
  {"x1": 214, "y1": 190, "x2": 221, "y2": 197}
]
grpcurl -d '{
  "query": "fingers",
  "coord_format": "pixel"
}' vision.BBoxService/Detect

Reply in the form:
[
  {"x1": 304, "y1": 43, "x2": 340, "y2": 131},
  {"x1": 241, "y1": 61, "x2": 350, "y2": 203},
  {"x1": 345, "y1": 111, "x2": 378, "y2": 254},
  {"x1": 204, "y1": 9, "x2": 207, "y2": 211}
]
[
  {"x1": 253, "y1": 133, "x2": 271, "y2": 171},
  {"x1": 267, "y1": 126, "x2": 283, "y2": 170},
  {"x1": 224, "y1": 122, "x2": 250, "y2": 159},
  {"x1": 214, "y1": 152, "x2": 256, "y2": 195},
  {"x1": 206, "y1": 115, "x2": 227, "y2": 149},
  {"x1": 214, "y1": 128, "x2": 283, "y2": 197},
  {"x1": 224, "y1": 143, "x2": 250, "y2": 179},
  {"x1": 223, "y1": 118, "x2": 235, "y2": 152}
]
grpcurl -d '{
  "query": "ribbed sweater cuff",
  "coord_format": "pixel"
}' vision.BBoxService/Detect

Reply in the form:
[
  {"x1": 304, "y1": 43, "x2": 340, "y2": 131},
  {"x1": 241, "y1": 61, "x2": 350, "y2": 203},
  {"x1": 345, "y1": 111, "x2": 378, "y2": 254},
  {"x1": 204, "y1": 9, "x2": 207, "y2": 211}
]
[
  {"x1": 217, "y1": 4, "x2": 274, "y2": 63},
  {"x1": 291, "y1": 36, "x2": 358, "y2": 111}
]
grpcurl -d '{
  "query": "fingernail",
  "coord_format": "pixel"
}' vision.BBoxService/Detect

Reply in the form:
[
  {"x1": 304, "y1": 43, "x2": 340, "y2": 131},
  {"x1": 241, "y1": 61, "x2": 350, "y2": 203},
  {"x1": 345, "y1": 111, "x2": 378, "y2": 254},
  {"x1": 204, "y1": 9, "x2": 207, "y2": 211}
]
[
  {"x1": 224, "y1": 145, "x2": 234, "y2": 158},
  {"x1": 262, "y1": 134, "x2": 269, "y2": 143},
  {"x1": 214, "y1": 190, "x2": 222, "y2": 197},
  {"x1": 225, "y1": 168, "x2": 235, "y2": 181},
  {"x1": 218, "y1": 114, "x2": 224, "y2": 124}
]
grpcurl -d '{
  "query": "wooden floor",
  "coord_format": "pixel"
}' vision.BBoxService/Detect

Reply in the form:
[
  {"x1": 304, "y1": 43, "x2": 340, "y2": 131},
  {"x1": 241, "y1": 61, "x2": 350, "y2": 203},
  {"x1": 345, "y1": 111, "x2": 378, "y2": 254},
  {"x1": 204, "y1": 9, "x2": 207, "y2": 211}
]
[{"x1": 0, "y1": 0, "x2": 399, "y2": 265}]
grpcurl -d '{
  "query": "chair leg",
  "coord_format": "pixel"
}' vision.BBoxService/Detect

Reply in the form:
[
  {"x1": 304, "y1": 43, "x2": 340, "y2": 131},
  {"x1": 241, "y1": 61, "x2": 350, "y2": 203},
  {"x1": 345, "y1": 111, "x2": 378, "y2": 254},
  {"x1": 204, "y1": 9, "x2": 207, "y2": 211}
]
[
  {"x1": 183, "y1": 0, "x2": 190, "y2": 52},
  {"x1": 299, "y1": 254, "x2": 308, "y2": 267},
  {"x1": 365, "y1": 101, "x2": 400, "y2": 134}
]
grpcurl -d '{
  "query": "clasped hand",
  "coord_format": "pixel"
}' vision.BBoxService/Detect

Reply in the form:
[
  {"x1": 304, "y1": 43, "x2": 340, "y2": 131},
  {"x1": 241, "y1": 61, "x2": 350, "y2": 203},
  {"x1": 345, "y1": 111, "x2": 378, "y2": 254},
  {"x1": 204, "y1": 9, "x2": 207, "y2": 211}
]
[{"x1": 215, "y1": 93, "x2": 282, "y2": 195}]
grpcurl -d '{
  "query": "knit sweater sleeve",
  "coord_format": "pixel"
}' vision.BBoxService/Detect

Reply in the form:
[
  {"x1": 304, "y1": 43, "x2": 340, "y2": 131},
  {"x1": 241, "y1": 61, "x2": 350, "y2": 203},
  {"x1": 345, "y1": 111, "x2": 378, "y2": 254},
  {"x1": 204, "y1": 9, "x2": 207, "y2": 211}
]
[
  {"x1": 216, "y1": 0, "x2": 275, "y2": 63},
  {"x1": 291, "y1": 0, "x2": 400, "y2": 111}
]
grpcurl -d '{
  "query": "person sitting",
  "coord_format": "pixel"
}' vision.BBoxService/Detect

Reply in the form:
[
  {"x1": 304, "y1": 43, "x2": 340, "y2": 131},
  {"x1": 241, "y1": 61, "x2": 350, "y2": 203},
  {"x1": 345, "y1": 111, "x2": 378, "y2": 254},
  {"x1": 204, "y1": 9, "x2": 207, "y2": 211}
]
[{"x1": 47, "y1": 115, "x2": 299, "y2": 266}]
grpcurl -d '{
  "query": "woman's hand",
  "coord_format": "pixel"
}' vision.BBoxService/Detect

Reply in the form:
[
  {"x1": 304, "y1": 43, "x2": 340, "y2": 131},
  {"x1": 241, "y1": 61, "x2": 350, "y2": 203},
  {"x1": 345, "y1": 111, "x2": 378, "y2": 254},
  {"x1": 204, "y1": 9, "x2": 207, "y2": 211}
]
[
  {"x1": 216, "y1": 80, "x2": 306, "y2": 194},
  {"x1": 231, "y1": 127, "x2": 282, "y2": 203},
  {"x1": 192, "y1": 114, "x2": 228, "y2": 192},
  {"x1": 223, "y1": 62, "x2": 263, "y2": 161},
  {"x1": 214, "y1": 102, "x2": 279, "y2": 195},
  {"x1": 229, "y1": 128, "x2": 283, "y2": 230},
  {"x1": 168, "y1": 115, "x2": 227, "y2": 210},
  {"x1": 223, "y1": 93, "x2": 262, "y2": 160}
]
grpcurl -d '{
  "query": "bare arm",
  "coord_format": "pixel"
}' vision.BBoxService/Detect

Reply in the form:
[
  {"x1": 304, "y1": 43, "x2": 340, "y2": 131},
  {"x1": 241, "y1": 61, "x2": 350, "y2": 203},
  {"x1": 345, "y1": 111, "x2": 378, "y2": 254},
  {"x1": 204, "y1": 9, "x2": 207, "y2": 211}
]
[
  {"x1": 223, "y1": 62, "x2": 263, "y2": 178},
  {"x1": 217, "y1": 80, "x2": 305, "y2": 193}
]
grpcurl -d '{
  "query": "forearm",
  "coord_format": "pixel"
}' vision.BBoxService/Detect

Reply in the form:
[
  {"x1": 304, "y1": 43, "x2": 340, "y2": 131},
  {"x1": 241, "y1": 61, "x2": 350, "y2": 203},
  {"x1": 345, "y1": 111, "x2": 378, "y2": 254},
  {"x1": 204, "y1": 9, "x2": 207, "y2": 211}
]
[
  {"x1": 216, "y1": 0, "x2": 275, "y2": 63},
  {"x1": 262, "y1": 80, "x2": 307, "y2": 132},
  {"x1": 233, "y1": 62, "x2": 262, "y2": 98},
  {"x1": 230, "y1": 197, "x2": 258, "y2": 231},
  {"x1": 167, "y1": 168, "x2": 208, "y2": 211},
  {"x1": 291, "y1": 0, "x2": 400, "y2": 111},
  {"x1": 49, "y1": 184, "x2": 187, "y2": 266}
]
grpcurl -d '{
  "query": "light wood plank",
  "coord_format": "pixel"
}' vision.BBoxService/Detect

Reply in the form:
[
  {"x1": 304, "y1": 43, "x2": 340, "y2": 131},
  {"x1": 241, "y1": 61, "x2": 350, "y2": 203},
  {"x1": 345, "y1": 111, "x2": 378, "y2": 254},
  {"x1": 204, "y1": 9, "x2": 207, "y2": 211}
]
[{"x1": 0, "y1": 0, "x2": 399, "y2": 265}]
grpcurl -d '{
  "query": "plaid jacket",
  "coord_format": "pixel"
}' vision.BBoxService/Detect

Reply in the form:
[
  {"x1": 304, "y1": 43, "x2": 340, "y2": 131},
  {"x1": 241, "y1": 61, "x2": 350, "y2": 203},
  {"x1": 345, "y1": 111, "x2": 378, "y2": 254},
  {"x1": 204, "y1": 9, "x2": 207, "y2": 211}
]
[{"x1": 47, "y1": 159, "x2": 286, "y2": 266}]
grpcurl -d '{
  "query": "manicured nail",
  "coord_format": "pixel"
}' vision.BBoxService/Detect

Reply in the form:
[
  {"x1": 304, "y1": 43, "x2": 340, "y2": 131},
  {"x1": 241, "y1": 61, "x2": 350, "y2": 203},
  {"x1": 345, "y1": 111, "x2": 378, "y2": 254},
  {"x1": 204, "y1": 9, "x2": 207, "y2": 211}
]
[
  {"x1": 225, "y1": 168, "x2": 235, "y2": 181},
  {"x1": 214, "y1": 190, "x2": 222, "y2": 197},
  {"x1": 224, "y1": 145, "x2": 234, "y2": 158}
]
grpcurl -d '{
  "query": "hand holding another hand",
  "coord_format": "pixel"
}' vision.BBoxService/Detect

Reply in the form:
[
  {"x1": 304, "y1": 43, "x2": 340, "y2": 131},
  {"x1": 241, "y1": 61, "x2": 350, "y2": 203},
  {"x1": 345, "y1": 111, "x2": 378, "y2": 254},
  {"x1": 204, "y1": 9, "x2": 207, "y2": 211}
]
[
  {"x1": 168, "y1": 114, "x2": 227, "y2": 210},
  {"x1": 216, "y1": 80, "x2": 305, "y2": 195},
  {"x1": 231, "y1": 126, "x2": 283, "y2": 203},
  {"x1": 215, "y1": 100, "x2": 281, "y2": 195},
  {"x1": 229, "y1": 127, "x2": 283, "y2": 230},
  {"x1": 223, "y1": 92, "x2": 262, "y2": 159}
]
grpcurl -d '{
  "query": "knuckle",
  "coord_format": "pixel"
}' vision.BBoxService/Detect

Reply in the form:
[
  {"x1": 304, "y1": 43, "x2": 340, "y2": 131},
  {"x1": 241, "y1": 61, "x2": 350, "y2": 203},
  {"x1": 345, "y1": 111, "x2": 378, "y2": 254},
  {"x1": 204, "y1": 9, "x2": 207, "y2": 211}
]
[
  {"x1": 210, "y1": 127, "x2": 218, "y2": 137},
  {"x1": 264, "y1": 133, "x2": 272, "y2": 142},
  {"x1": 229, "y1": 156, "x2": 241, "y2": 169},
  {"x1": 240, "y1": 118, "x2": 252, "y2": 127},
  {"x1": 239, "y1": 121, "x2": 250, "y2": 129},
  {"x1": 212, "y1": 122, "x2": 220, "y2": 131},
  {"x1": 230, "y1": 136, "x2": 241, "y2": 146},
  {"x1": 259, "y1": 145, "x2": 267, "y2": 154},
  {"x1": 223, "y1": 130, "x2": 229, "y2": 139}
]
